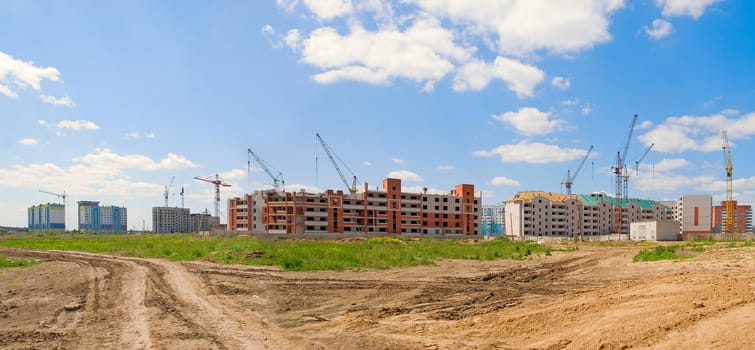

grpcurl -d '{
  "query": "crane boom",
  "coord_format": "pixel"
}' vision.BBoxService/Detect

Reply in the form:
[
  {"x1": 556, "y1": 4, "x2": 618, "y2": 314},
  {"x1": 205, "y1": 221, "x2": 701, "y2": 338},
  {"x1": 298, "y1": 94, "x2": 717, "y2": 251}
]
[
  {"x1": 563, "y1": 145, "x2": 593, "y2": 194},
  {"x1": 194, "y1": 174, "x2": 231, "y2": 217},
  {"x1": 635, "y1": 143, "x2": 654, "y2": 174},
  {"x1": 316, "y1": 133, "x2": 357, "y2": 194},
  {"x1": 39, "y1": 190, "x2": 66, "y2": 200},
  {"x1": 247, "y1": 149, "x2": 284, "y2": 190},
  {"x1": 722, "y1": 130, "x2": 734, "y2": 233},
  {"x1": 613, "y1": 114, "x2": 638, "y2": 234}
]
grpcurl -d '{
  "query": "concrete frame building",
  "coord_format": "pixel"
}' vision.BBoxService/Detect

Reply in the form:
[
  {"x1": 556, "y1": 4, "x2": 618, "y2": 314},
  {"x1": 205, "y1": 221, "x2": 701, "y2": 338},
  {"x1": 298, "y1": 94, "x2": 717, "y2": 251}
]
[
  {"x1": 481, "y1": 204, "x2": 505, "y2": 236},
  {"x1": 228, "y1": 178, "x2": 481, "y2": 235},
  {"x1": 712, "y1": 200, "x2": 752, "y2": 233},
  {"x1": 28, "y1": 203, "x2": 65, "y2": 231},
  {"x1": 78, "y1": 201, "x2": 127, "y2": 232},
  {"x1": 152, "y1": 207, "x2": 190, "y2": 233},
  {"x1": 504, "y1": 191, "x2": 674, "y2": 239}
]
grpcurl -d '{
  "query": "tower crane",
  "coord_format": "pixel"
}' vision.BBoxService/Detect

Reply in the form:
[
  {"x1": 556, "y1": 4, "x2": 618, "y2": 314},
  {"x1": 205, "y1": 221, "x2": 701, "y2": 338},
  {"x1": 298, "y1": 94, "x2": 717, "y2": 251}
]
[
  {"x1": 180, "y1": 186, "x2": 185, "y2": 208},
  {"x1": 722, "y1": 130, "x2": 734, "y2": 234},
  {"x1": 563, "y1": 145, "x2": 594, "y2": 195},
  {"x1": 247, "y1": 149, "x2": 284, "y2": 191},
  {"x1": 623, "y1": 143, "x2": 654, "y2": 202},
  {"x1": 612, "y1": 114, "x2": 638, "y2": 233},
  {"x1": 163, "y1": 176, "x2": 175, "y2": 207},
  {"x1": 193, "y1": 174, "x2": 231, "y2": 217},
  {"x1": 316, "y1": 133, "x2": 358, "y2": 194}
]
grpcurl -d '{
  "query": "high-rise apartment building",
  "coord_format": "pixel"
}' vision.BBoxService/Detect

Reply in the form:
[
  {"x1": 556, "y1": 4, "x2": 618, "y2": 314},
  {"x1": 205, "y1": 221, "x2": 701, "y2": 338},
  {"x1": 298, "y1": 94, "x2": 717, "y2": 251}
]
[
  {"x1": 78, "y1": 201, "x2": 127, "y2": 232},
  {"x1": 28, "y1": 203, "x2": 65, "y2": 231},
  {"x1": 481, "y1": 204, "x2": 505, "y2": 236},
  {"x1": 712, "y1": 200, "x2": 752, "y2": 233}
]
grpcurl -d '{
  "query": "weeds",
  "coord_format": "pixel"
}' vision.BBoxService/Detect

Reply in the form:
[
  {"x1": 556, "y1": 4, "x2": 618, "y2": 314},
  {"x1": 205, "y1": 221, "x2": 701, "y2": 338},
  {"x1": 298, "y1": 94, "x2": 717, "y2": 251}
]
[{"x1": 0, "y1": 255, "x2": 38, "y2": 268}]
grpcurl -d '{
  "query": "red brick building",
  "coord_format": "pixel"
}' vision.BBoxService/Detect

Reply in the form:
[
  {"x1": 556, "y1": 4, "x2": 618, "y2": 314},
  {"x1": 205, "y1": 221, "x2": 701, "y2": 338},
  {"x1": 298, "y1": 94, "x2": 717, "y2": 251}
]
[
  {"x1": 712, "y1": 200, "x2": 753, "y2": 233},
  {"x1": 228, "y1": 178, "x2": 481, "y2": 235}
]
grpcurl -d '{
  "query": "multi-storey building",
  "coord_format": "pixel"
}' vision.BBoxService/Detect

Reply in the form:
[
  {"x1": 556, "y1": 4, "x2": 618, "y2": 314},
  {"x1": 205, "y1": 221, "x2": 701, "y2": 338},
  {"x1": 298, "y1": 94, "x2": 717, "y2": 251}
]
[
  {"x1": 481, "y1": 204, "x2": 505, "y2": 236},
  {"x1": 78, "y1": 201, "x2": 127, "y2": 232},
  {"x1": 28, "y1": 203, "x2": 65, "y2": 231},
  {"x1": 675, "y1": 195, "x2": 712, "y2": 238},
  {"x1": 228, "y1": 178, "x2": 481, "y2": 235},
  {"x1": 152, "y1": 207, "x2": 190, "y2": 233},
  {"x1": 712, "y1": 200, "x2": 752, "y2": 233},
  {"x1": 504, "y1": 191, "x2": 674, "y2": 239}
]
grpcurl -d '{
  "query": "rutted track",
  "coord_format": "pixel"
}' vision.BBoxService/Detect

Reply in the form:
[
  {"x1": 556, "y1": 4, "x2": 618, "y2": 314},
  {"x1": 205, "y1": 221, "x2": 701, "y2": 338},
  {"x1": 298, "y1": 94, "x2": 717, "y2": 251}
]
[{"x1": 2, "y1": 245, "x2": 755, "y2": 349}]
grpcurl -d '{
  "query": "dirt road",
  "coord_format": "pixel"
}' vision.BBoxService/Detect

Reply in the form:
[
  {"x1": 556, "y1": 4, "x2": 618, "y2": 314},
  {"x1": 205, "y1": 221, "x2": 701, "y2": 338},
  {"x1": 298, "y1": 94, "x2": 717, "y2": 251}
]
[{"x1": 1, "y1": 244, "x2": 754, "y2": 349}]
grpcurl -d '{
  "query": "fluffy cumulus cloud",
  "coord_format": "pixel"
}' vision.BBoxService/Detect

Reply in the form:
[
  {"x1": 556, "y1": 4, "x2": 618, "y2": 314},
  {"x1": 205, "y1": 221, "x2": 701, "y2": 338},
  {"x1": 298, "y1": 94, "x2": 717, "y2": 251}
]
[
  {"x1": 275, "y1": 0, "x2": 625, "y2": 97},
  {"x1": 493, "y1": 107, "x2": 568, "y2": 136},
  {"x1": 0, "y1": 51, "x2": 61, "y2": 98},
  {"x1": 473, "y1": 141, "x2": 588, "y2": 163},
  {"x1": 639, "y1": 111, "x2": 755, "y2": 153},
  {"x1": 645, "y1": 19, "x2": 673, "y2": 39},
  {"x1": 300, "y1": 15, "x2": 473, "y2": 89},
  {"x1": 488, "y1": 176, "x2": 521, "y2": 186},
  {"x1": 551, "y1": 76, "x2": 570, "y2": 90},
  {"x1": 656, "y1": 0, "x2": 721, "y2": 19},
  {"x1": 452, "y1": 57, "x2": 544, "y2": 97},
  {"x1": 408, "y1": 0, "x2": 624, "y2": 56},
  {"x1": 40, "y1": 95, "x2": 75, "y2": 107},
  {"x1": 387, "y1": 169, "x2": 423, "y2": 182},
  {"x1": 58, "y1": 119, "x2": 100, "y2": 131},
  {"x1": 220, "y1": 168, "x2": 248, "y2": 180},
  {"x1": 0, "y1": 149, "x2": 198, "y2": 198}
]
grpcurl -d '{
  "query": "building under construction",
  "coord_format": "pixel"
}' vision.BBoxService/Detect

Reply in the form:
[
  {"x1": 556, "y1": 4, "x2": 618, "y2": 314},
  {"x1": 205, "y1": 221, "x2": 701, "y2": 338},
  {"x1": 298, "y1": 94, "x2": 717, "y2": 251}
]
[
  {"x1": 504, "y1": 191, "x2": 674, "y2": 239},
  {"x1": 228, "y1": 178, "x2": 481, "y2": 235}
]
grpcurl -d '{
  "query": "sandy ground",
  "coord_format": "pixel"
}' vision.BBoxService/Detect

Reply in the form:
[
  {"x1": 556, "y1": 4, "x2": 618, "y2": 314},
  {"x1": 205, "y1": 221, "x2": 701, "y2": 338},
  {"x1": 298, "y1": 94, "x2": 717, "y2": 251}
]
[{"x1": 1, "y1": 244, "x2": 754, "y2": 349}]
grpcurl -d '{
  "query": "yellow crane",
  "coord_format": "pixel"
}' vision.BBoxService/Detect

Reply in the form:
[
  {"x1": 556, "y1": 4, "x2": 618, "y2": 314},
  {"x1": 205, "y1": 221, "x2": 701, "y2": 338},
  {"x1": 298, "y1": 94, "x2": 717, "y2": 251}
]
[{"x1": 722, "y1": 130, "x2": 734, "y2": 234}]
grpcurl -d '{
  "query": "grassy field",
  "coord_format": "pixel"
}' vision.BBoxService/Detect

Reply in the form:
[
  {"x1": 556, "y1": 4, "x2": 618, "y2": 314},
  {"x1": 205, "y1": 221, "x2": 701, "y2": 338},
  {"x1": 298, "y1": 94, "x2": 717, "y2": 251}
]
[
  {"x1": 632, "y1": 240, "x2": 753, "y2": 262},
  {"x1": 0, "y1": 255, "x2": 38, "y2": 268},
  {"x1": 0, "y1": 234, "x2": 550, "y2": 271}
]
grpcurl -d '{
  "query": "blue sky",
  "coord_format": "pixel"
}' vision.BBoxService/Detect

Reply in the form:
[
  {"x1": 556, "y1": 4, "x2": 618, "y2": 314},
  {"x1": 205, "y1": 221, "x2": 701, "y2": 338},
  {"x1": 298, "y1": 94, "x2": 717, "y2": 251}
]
[{"x1": 1, "y1": 0, "x2": 754, "y2": 230}]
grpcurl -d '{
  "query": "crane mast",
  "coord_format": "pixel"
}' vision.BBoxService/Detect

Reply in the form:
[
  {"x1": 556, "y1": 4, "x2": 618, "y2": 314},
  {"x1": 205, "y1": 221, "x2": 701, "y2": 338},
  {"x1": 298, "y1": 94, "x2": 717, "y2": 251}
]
[
  {"x1": 316, "y1": 133, "x2": 358, "y2": 194},
  {"x1": 194, "y1": 174, "x2": 231, "y2": 217},
  {"x1": 722, "y1": 130, "x2": 734, "y2": 234},
  {"x1": 613, "y1": 114, "x2": 638, "y2": 233},
  {"x1": 563, "y1": 145, "x2": 594, "y2": 195},
  {"x1": 247, "y1": 149, "x2": 284, "y2": 191},
  {"x1": 164, "y1": 176, "x2": 175, "y2": 207}
]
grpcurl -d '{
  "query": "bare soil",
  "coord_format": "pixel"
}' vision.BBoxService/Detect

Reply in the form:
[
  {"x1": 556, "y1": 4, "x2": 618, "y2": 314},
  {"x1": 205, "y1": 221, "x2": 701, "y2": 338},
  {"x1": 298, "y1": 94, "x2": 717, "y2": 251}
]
[{"x1": 1, "y1": 244, "x2": 754, "y2": 349}]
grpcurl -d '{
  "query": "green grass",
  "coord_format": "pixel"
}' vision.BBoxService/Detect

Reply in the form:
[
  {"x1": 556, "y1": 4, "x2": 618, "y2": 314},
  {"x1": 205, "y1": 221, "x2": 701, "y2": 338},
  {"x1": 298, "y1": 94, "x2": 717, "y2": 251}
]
[
  {"x1": 0, "y1": 255, "x2": 38, "y2": 268},
  {"x1": 0, "y1": 234, "x2": 550, "y2": 271},
  {"x1": 633, "y1": 243, "x2": 707, "y2": 262}
]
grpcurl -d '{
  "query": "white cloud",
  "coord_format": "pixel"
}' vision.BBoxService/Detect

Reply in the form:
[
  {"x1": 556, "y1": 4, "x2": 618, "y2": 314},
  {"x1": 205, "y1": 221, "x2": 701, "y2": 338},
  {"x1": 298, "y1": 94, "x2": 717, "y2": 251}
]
[
  {"x1": 473, "y1": 141, "x2": 588, "y2": 163},
  {"x1": 581, "y1": 104, "x2": 593, "y2": 115},
  {"x1": 387, "y1": 169, "x2": 423, "y2": 182},
  {"x1": 401, "y1": 185, "x2": 448, "y2": 195},
  {"x1": 551, "y1": 76, "x2": 570, "y2": 90},
  {"x1": 721, "y1": 109, "x2": 739, "y2": 116},
  {"x1": 0, "y1": 51, "x2": 61, "y2": 96},
  {"x1": 436, "y1": 165, "x2": 455, "y2": 171},
  {"x1": 124, "y1": 131, "x2": 157, "y2": 140},
  {"x1": 37, "y1": 119, "x2": 48, "y2": 127},
  {"x1": 302, "y1": 0, "x2": 353, "y2": 20},
  {"x1": 285, "y1": 29, "x2": 302, "y2": 50},
  {"x1": 645, "y1": 19, "x2": 673, "y2": 40},
  {"x1": 636, "y1": 120, "x2": 654, "y2": 130},
  {"x1": 409, "y1": 0, "x2": 625, "y2": 57},
  {"x1": 562, "y1": 99, "x2": 578, "y2": 106},
  {"x1": 656, "y1": 0, "x2": 721, "y2": 19},
  {"x1": 261, "y1": 25, "x2": 283, "y2": 48},
  {"x1": 639, "y1": 111, "x2": 755, "y2": 153},
  {"x1": 363, "y1": 161, "x2": 372, "y2": 166},
  {"x1": 391, "y1": 158, "x2": 406, "y2": 165},
  {"x1": 0, "y1": 84, "x2": 18, "y2": 98},
  {"x1": 652, "y1": 158, "x2": 690, "y2": 172},
  {"x1": 58, "y1": 119, "x2": 100, "y2": 131},
  {"x1": 299, "y1": 14, "x2": 473, "y2": 90},
  {"x1": 493, "y1": 107, "x2": 568, "y2": 136},
  {"x1": 488, "y1": 176, "x2": 521, "y2": 186},
  {"x1": 453, "y1": 57, "x2": 544, "y2": 97},
  {"x1": 72, "y1": 148, "x2": 199, "y2": 171},
  {"x1": 19, "y1": 138, "x2": 38, "y2": 145},
  {"x1": 276, "y1": 0, "x2": 299, "y2": 13},
  {"x1": 40, "y1": 95, "x2": 75, "y2": 107},
  {"x1": 220, "y1": 168, "x2": 247, "y2": 180}
]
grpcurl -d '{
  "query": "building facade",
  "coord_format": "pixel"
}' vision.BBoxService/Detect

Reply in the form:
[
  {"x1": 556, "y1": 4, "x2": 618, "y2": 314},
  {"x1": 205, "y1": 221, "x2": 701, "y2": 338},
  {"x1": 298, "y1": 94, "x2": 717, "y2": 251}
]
[
  {"x1": 228, "y1": 178, "x2": 481, "y2": 235},
  {"x1": 78, "y1": 201, "x2": 127, "y2": 232},
  {"x1": 28, "y1": 203, "x2": 65, "y2": 231},
  {"x1": 152, "y1": 207, "x2": 190, "y2": 233},
  {"x1": 675, "y1": 195, "x2": 712, "y2": 238},
  {"x1": 504, "y1": 191, "x2": 674, "y2": 239},
  {"x1": 481, "y1": 204, "x2": 505, "y2": 236},
  {"x1": 712, "y1": 200, "x2": 753, "y2": 233}
]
